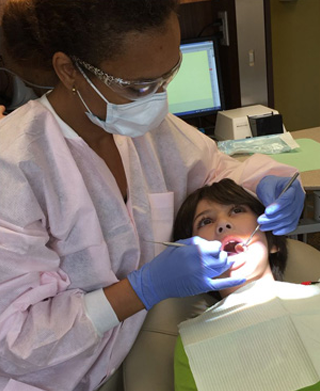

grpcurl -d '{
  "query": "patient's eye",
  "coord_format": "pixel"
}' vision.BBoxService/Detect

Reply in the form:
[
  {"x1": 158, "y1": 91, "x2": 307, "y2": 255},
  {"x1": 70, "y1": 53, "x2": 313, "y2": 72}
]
[
  {"x1": 197, "y1": 217, "x2": 213, "y2": 229},
  {"x1": 232, "y1": 205, "x2": 246, "y2": 214}
]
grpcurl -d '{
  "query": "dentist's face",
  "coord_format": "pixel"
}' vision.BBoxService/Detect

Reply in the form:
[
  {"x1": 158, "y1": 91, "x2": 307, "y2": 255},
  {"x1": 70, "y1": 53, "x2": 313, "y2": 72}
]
[{"x1": 192, "y1": 200, "x2": 274, "y2": 284}]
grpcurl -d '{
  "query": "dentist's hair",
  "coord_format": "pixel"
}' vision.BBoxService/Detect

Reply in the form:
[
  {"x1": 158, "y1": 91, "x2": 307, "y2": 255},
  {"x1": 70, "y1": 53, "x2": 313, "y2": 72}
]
[
  {"x1": 173, "y1": 179, "x2": 288, "y2": 281},
  {"x1": 2, "y1": 0, "x2": 179, "y2": 71}
]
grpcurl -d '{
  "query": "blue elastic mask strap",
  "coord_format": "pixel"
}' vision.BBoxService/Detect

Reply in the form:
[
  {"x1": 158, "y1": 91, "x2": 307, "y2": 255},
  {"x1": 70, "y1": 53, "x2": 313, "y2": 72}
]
[{"x1": 75, "y1": 88, "x2": 93, "y2": 114}]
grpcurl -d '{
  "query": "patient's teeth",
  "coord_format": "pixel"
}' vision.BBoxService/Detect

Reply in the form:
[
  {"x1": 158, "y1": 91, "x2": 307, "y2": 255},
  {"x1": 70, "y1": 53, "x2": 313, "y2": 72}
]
[{"x1": 234, "y1": 243, "x2": 246, "y2": 253}]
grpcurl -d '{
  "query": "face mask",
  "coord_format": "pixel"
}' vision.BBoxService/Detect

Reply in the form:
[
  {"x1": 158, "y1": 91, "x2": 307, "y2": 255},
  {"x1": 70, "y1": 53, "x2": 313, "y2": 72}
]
[{"x1": 76, "y1": 66, "x2": 169, "y2": 138}]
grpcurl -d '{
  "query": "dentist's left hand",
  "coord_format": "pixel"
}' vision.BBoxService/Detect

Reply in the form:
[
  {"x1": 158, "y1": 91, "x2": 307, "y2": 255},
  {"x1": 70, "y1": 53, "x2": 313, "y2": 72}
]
[
  {"x1": 256, "y1": 175, "x2": 305, "y2": 235},
  {"x1": 127, "y1": 236, "x2": 245, "y2": 310}
]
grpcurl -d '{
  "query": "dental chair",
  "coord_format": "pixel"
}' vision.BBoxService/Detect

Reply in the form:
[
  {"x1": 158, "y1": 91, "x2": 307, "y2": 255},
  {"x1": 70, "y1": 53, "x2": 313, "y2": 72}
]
[{"x1": 103, "y1": 239, "x2": 320, "y2": 391}]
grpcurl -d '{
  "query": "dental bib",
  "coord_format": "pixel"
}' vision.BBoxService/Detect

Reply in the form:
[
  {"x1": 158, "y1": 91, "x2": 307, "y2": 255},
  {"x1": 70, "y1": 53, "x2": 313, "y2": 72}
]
[{"x1": 179, "y1": 280, "x2": 320, "y2": 391}]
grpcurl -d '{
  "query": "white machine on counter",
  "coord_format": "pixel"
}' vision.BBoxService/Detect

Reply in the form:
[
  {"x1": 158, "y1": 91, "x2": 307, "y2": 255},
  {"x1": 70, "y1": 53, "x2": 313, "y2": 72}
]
[{"x1": 214, "y1": 105, "x2": 286, "y2": 141}]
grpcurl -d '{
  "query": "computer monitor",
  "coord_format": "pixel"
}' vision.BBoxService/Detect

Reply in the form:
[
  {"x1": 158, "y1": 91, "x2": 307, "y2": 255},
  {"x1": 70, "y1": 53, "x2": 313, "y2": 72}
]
[{"x1": 167, "y1": 37, "x2": 224, "y2": 119}]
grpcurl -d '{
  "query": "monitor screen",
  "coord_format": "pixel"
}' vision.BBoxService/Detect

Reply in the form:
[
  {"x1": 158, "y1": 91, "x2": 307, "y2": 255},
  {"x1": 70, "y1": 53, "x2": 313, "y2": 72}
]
[{"x1": 167, "y1": 37, "x2": 224, "y2": 119}]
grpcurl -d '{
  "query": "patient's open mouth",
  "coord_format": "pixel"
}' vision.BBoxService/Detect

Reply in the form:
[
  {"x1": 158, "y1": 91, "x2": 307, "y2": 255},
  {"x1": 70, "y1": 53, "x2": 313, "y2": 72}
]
[
  {"x1": 223, "y1": 240, "x2": 241, "y2": 255},
  {"x1": 222, "y1": 238, "x2": 248, "y2": 255}
]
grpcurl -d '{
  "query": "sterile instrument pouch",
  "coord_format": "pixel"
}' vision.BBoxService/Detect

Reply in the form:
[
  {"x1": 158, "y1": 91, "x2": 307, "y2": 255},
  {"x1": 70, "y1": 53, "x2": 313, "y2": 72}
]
[{"x1": 217, "y1": 132, "x2": 299, "y2": 156}]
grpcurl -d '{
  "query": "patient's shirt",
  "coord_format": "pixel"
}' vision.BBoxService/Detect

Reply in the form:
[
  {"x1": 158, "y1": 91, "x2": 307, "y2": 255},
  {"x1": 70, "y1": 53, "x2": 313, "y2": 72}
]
[{"x1": 178, "y1": 280, "x2": 320, "y2": 391}]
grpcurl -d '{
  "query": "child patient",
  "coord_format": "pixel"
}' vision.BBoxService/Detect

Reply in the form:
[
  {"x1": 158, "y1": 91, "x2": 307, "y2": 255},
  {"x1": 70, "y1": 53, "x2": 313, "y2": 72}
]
[
  {"x1": 173, "y1": 178, "x2": 287, "y2": 295},
  {"x1": 173, "y1": 179, "x2": 320, "y2": 391}
]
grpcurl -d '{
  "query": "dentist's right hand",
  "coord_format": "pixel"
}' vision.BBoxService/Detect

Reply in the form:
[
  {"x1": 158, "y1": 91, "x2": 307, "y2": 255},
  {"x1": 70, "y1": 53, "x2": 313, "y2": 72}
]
[{"x1": 127, "y1": 236, "x2": 246, "y2": 310}]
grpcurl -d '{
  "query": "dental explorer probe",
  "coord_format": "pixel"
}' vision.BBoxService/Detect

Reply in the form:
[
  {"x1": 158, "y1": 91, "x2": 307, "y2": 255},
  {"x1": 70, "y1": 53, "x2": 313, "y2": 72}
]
[{"x1": 144, "y1": 240, "x2": 186, "y2": 247}]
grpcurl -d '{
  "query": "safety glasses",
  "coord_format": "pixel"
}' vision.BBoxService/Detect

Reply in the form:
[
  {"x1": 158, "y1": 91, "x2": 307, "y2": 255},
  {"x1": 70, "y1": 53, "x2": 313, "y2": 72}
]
[{"x1": 71, "y1": 52, "x2": 182, "y2": 101}]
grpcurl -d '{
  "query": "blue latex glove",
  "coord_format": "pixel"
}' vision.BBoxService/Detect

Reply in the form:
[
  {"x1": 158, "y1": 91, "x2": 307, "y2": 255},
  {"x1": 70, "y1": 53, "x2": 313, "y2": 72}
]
[
  {"x1": 256, "y1": 175, "x2": 305, "y2": 235},
  {"x1": 127, "y1": 236, "x2": 245, "y2": 310}
]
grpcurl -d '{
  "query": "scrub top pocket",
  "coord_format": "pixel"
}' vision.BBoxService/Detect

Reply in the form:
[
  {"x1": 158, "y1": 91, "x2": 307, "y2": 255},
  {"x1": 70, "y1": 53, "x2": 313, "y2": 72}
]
[{"x1": 148, "y1": 192, "x2": 174, "y2": 257}]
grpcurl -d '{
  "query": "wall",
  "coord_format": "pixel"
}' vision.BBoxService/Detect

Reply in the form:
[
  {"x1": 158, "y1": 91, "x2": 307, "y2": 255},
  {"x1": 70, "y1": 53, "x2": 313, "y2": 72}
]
[
  {"x1": 270, "y1": 0, "x2": 320, "y2": 131},
  {"x1": 235, "y1": 0, "x2": 269, "y2": 107}
]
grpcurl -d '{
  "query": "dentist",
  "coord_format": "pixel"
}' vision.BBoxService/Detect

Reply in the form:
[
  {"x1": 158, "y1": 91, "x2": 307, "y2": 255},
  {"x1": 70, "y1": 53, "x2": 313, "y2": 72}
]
[{"x1": 0, "y1": 0, "x2": 304, "y2": 390}]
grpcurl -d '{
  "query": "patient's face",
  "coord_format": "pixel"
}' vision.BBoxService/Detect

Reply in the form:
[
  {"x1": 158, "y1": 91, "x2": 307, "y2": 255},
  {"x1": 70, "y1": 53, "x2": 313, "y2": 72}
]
[{"x1": 192, "y1": 199, "x2": 274, "y2": 285}]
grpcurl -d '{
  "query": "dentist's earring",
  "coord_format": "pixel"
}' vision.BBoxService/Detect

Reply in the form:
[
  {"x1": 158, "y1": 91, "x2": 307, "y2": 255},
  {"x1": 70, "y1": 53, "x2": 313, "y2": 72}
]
[
  {"x1": 72, "y1": 86, "x2": 77, "y2": 95},
  {"x1": 270, "y1": 245, "x2": 279, "y2": 254}
]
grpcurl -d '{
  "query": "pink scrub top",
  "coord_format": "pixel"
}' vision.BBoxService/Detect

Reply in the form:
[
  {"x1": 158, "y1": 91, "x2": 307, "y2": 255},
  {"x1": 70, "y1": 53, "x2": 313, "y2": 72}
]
[{"x1": 0, "y1": 96, "x2": 296, "y2": 391}]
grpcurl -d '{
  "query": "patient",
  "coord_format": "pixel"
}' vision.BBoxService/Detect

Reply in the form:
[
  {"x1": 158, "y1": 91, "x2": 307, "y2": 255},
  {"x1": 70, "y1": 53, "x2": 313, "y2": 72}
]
[
  {"x1": 173, "y1": 178, "x2": 287, "y2": 297},
  {"x1": 173, "y1": 179, "x2": 320, "y2": 391}
]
